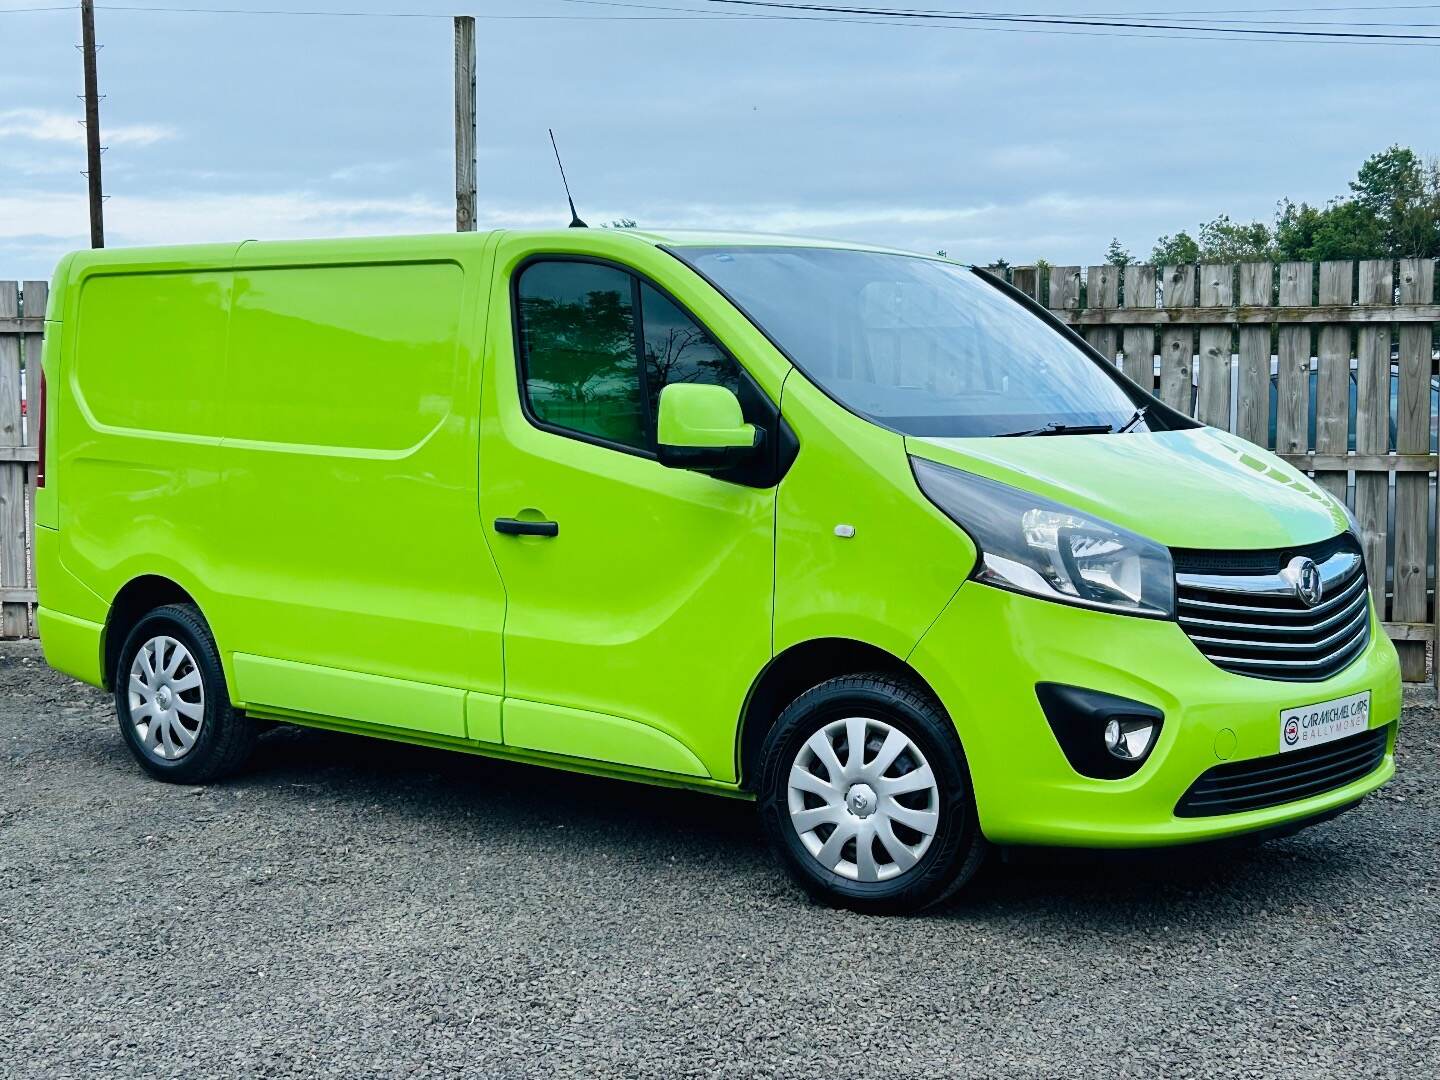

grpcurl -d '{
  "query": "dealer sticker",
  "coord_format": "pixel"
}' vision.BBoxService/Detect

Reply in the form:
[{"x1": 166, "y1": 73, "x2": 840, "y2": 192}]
[{"x1": 1279, "y1": 690, "x2": 1370, "y2": 754}]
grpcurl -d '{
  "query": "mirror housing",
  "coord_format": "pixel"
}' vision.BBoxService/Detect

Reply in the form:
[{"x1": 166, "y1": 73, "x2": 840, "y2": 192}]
[{"x1": 656, "y1": 383, "x2": 762, "y2": 472}]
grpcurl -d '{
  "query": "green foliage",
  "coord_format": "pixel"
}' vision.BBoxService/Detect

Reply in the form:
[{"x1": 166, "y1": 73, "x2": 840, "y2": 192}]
[
  {"x1": 1141, "y1": 145, "x2": 1439, "y2": 264},
  {"x1": 1150, "y1": 231, "x2": 1200, "y2": 265},
  {"x1": 1105, "y1": 238, "x2": 1133, "y2": 266}
]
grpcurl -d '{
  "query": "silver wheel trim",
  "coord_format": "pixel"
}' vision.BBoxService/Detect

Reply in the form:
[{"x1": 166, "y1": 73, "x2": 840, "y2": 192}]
[
  {"x1": 127, "y1": 635, "x2": 205, "y2": 761},
  {"x1": 787, "y1": 716, "x2": 940, "y2": 883}
]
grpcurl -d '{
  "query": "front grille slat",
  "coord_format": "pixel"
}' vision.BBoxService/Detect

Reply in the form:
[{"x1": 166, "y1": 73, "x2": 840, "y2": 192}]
[
  {"x1": 1186, "y1": 740, "x2": 1381, "y2": 798},
  {"x1": 1185, "y1": 606, "x2": 1369, "y2": 653},
  {"x1": 1173, "y1": 535, "x2": 1371, "y2": 682},
  {"x1": 1175, "y1": 725, "x2": 1390, "y2": 817},
  {"x1": 1178, "y1": 577, "x2": 1368, "y2": 630}
]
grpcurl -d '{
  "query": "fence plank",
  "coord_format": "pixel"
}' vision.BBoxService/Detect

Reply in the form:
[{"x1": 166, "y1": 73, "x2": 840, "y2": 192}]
[
  {"x1": 1120, "y1": 264, "x2": 1156, "y2": 385},
  {"x1": 1196, "y1": 264, "x2": 1233, "y2": 427},
  {"x1": 1047, "y1": 265, "x2": 1081, "y2": 322},
  {"x1": 1010, "y1": 266, "x2": 1038, "y2": 300},
  {"x1": 1085, "y1": 265, "x2": 1120, "y2": 363},
  {"x1": 1275, "y1": 262, "x2": 1313, "y2": 456},
  {"x1": 1313, "y1": 261, "x2": 1354, "y2": 501},
  {"x1": 0, "y1": 281, "x2": 25, "y2": 638},
  {"x1": 21, "y1": 280, "x2": 46, "y2": 637},
  {"x1": 1394, "y1": 258, "x2": 1434, "y2": 681},
  {"x1": 1354, "y1": 260, "x2": 1392, "y2": 614},
  {"x1": 1158, "y1": 265, "x2": 1197, "y2": 413},
  {"x1": 1235, "y1": 262, "x2": 1273, "y2": 445}
]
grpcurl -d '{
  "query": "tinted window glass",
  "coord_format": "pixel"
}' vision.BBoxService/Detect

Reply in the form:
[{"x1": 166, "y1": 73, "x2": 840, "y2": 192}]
[
  {"x1": 676, "y1": 247, "x2": 1146, "y2": 438},
  {"x1": 640, "y1": 282, "x2": 742, "y2": 430},
  {"x1": 517, "y1": 261, "x2": 646, "y2": 449}
]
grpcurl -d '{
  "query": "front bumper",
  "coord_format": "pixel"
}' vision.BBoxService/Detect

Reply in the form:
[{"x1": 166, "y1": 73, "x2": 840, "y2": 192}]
[{"x1": 909, "y1": 581, "x2": 1401, "y2": 847}]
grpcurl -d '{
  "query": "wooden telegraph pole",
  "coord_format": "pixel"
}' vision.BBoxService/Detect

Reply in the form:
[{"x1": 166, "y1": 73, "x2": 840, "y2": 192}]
[
  {"x1": 79, "y1": 0, "x2": 105, "y2": 248},
  {"x1": 454, "y1": 16, "x2": 477, "y2": 232}
]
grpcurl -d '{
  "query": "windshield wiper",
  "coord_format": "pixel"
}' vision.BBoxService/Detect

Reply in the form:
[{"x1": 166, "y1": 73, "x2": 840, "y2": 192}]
[
  {"x1": 1116, "y1": 406, "x2": 1148, "y2": 434},
  {"x1": 998, "y1": 422, "x2": 1115, "y2": 438}
]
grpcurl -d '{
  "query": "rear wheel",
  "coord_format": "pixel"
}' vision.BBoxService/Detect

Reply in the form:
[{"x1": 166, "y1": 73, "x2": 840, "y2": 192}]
[
  {"x1": 757, "y1": 673, "x2": 986, "y2": 914},
  {"x1": 114, "y1": 604, "x2": 256, "y2": 783}
]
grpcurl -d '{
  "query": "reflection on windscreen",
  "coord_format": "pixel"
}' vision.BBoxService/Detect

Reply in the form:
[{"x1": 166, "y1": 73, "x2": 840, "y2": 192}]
[{"x1": 676, "y1": 246, "x2": 1146, "y2": 438}]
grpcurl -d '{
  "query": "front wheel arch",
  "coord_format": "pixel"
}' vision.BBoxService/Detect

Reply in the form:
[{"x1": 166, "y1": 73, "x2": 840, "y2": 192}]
[{"x1": 736, "y1": 637, "x2": 939, "y2": 791}]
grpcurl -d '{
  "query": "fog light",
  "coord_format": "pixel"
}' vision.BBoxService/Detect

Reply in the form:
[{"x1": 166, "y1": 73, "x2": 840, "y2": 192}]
[{"x1": 1104, "y1": 717, "x2": 1157, "y2": 761}]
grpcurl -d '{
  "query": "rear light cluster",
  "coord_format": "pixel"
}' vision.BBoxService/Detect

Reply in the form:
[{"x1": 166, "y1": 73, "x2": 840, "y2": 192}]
[{"x1": 36, "y1": 370, "x2": 46, "y2": 488}]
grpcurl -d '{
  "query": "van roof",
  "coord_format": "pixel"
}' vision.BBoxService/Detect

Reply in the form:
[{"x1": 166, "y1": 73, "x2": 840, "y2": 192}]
[{"x1": 57, "y1": 228, "x2": 934, "y2": 268}]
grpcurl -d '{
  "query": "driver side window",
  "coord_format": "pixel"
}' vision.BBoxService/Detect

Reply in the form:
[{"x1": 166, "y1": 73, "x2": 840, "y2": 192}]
[{"x1": 515, "y1": 259, "x2": 744, "y2": 454}]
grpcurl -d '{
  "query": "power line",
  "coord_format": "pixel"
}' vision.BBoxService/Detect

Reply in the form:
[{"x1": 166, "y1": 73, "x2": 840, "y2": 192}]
[
  {"x1": 687, "y1": 0, "x2": 1440, "y2": 40},
  {"x1": 8, "y1": 0, "x2": 1439, "y2": 44},
  {"x1": 91, "y1": 4, "x2": 741, "y2": 18},
  {"x1": 555, "y1": 0, "x2": 1440, "y2": 40}
]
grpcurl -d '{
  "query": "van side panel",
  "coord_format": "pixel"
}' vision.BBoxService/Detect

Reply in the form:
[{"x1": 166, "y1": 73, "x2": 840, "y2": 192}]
[
  {"x1": 213, "y1": 244, "x2": 506, "y2": 724},
  {"x1": 51, "y1": 257, "x2": 237, "y2": 686}
]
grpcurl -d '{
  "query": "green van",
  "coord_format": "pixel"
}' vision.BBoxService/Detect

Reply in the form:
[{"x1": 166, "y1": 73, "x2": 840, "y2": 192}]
[{"x1": 35, "y1": 230, "x2": 1401, "y2": 912}]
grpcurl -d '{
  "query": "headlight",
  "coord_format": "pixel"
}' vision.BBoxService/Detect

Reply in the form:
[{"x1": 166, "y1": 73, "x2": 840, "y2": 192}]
[{"x1": 912, "y1": 457, "x2": 1175, "y2": 618}]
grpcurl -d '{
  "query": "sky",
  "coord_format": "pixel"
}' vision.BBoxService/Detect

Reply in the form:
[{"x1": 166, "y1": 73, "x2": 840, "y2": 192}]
[{"x1": 1, "y1": 1, "x2": 1439, "y2": 281}]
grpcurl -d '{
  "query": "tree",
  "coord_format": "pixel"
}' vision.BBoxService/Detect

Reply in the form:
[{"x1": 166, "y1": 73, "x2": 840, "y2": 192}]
[
  {"x1": 1350, "y1": 146, "x2": 1440, "y2": 257},
  {"x1": 1105, "y1": 238, "x2": 1133, "y2": 266},
  {"x1": 1150, "y1": 230, "x2": 1200, "y2": 265},
  {"x1": 1131, "y1": 145, "x2": 1440, "y2": 265}
]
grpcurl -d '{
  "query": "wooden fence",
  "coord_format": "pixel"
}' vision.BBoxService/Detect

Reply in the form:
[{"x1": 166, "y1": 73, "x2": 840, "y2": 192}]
[
  {"x1": 991, "y1": 258, "x2": 1440, "y2": 686},
  {"x1": 3, "y1": 264, "x2": 1439, "y2": 686},
  {"x1": 0, "y1": 280, "x2": 44, "y2": 640}
]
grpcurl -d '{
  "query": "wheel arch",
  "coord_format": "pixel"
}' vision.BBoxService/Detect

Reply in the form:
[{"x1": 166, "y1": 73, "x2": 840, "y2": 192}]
[
  {"x1": 736, "y1": 637, "x2": 942, "y2": 790},
  {"x1": 101, "y1": 575, "x2": 200, "y2": 691}
]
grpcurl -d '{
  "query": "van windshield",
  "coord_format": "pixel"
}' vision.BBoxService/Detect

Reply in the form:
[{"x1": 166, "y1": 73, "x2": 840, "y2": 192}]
[{"x1": 673, "y1": 246, "x2": 1149, "y2": 438}]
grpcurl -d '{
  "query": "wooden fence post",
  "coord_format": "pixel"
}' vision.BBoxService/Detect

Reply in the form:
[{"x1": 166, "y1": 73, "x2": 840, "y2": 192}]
[
  {"x1": 1196, "y1": 263, "x2": 1234, "y2": 427},
  {"x1": 1234, "y1": 262, "x2": 1273, "y2": 445},
  {"x1": 1120, "y1": 263, "x2": 1156, "y2": 384},
  {"x1": 0, "y1": 281, "x2": 25, "y2": 638},
  {"x1": 1395, "y1": 258, "x2": 1435, "y2": 681},
  {"x1": 1085, "y1": 265, "x2": 1119, "y2": 364},
  {"x1": 1158, "y1": 264, "x2": 1197, "y2": 413}
]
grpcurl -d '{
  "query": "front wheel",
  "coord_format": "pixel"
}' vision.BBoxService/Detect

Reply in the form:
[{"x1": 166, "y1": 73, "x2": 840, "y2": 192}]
[
  {"x1": 114, "y1": 603, "x2": 256, "y2": 783},
  {"x1": 757, "y1": 674, "x2": 986, "y2": 914}
]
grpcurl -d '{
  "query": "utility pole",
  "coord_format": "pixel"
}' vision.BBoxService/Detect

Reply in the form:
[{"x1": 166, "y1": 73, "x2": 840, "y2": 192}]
[
  {"x1": 454, "y1": 16, "x2": 476, "y2": 232},
  {"x1": 79, "y1": 0, "x2": 105, "y2": 248}
]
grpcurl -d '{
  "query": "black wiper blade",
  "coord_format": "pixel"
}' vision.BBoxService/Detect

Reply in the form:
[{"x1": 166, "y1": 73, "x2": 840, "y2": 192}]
[
  {"x1": 998, "y1": 422, "x2": 1115, "y2": 437},
  {"x1": 1116, "y1": 406, "x2": 1148, "y2": 434}
]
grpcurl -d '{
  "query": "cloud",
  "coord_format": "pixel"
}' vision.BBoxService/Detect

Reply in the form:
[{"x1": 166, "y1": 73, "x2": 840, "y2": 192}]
[
  {"x1": 984, "y1": 144, "x2": 1072, "y2": 170},
  {"x1": 329, "y1": 160, "x2": 405, "y2": 183},
  {"x1": 0, "y1": 190, "x2": 453, "y2": 248},
  {"x1": 0, "y1": 108, "x2": 176, "y2": 148}
]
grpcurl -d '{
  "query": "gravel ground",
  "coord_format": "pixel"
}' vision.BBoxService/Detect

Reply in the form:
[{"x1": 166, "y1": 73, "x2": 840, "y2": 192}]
[{"x1": 2, "y1": 640, "x2": 1438, "y2": 1079}]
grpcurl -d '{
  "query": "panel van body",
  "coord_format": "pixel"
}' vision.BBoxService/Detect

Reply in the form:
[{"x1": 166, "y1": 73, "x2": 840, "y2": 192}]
[{"x1": 36, "y1": 229, "x2": 1402, "y2": 912}]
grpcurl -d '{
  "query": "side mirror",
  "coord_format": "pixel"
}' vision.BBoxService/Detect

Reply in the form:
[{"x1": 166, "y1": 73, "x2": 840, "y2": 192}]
[{"x1": 656, "y1": 383, "x2": 763, "y2": 472}]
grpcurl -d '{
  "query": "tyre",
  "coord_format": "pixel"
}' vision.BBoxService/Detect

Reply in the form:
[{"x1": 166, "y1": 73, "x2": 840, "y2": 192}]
[
  {"x1": 113, "y1": 603, "x2": 256, "y2": 783},
  {"x1": 757, "y1": 673, "x2": 986, "y2": 914}
]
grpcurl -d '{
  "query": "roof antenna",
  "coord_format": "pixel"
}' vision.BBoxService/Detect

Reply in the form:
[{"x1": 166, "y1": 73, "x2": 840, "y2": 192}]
[{"x1": 548, "y1": 128, "x2": 587, "y2": 229}]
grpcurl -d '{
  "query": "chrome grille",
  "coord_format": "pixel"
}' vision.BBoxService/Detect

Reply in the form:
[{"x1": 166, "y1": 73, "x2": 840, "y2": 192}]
[{"x1": 1174, "y1": 536, "x2": 1371, "y2": 682}]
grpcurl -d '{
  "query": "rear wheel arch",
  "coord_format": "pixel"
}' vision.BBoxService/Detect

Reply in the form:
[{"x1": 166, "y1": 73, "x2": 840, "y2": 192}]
[
  {"x1": 736, "y1": 637, "x2": 943, "y2": 790},
  {"x1": 102, "y1": 576, "x2": 199, "y2": 690}
]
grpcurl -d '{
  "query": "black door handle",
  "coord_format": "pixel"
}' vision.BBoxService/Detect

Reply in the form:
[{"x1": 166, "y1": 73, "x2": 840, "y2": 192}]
[{"x1": 494, "y1": 517, "x2": 559, "y2": 538}]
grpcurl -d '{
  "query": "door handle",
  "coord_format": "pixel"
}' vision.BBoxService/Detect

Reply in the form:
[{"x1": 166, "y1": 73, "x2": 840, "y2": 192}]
[{"x1": 494, "y1": 517, "x2": 559, "y2": 538}]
